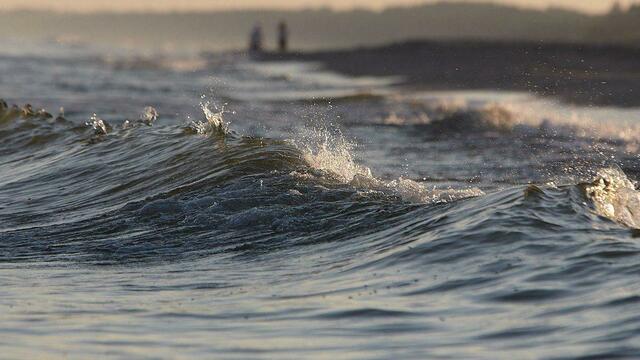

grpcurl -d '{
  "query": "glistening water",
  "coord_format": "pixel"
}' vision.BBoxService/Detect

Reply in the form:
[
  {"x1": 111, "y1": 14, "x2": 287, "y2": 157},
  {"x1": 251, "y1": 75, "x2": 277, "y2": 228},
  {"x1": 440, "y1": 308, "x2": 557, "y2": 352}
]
[{"x1": 2, "y1": 42, "x2": 640, "y2": 359}]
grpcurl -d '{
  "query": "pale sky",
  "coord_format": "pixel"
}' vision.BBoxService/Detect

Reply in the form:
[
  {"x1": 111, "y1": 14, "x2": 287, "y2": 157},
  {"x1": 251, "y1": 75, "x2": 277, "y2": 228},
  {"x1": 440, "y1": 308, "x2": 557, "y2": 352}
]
[{"x1": 0, "y1": 0, "x2": 637, "y2": 14}]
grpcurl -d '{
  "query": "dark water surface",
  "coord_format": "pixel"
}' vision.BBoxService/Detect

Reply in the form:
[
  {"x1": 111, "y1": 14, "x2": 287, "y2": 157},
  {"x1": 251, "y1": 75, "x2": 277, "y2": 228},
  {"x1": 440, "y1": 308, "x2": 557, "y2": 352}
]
[{"x1": 1, "y1": 41, "x2": 640, "y2": 359}]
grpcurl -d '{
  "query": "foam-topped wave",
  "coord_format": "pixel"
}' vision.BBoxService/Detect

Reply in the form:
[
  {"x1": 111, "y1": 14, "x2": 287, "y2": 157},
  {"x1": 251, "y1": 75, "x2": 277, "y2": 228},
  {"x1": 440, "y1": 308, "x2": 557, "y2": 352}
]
[
  {"x1": 428, "y1": 103, "x2": 516, "y2": 133},
  {"x1": 0, "y1": 96, "x2": 490, "y2": 237},
  {"x1": 4, "y1": 97, "x2": 638, "y2": 241},
  {"x1": 10, "y1": 96, "x2": 640, "y2": 219},
  {"x1": 379, "y1": 101, "x2": 522, "y2": 133},
  {"x1": 386, "y1": 92, "x2": 640, "y2": 145}
]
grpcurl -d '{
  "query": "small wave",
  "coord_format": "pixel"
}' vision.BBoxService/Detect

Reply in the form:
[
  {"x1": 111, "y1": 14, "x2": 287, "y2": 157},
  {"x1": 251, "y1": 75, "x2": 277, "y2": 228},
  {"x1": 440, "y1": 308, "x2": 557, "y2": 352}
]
[
  {"x1": 386, "y1": 92, "x2": 640, "y2": 148},
  {"x1": 379, "y1": 102, "x2": 516, "y2": 132},
  {"x1": 1, "y1": 99, "x2": 163, "y2": 139},
  {"x1": 429, "y1": 103, "x2": 516, "y2": 133},
  {"x1": 86, "y1": 106, "x2": 160, "y2": 136},
  {"x1": 380, "y1": 101, "x2": 520, "y2": 133}
]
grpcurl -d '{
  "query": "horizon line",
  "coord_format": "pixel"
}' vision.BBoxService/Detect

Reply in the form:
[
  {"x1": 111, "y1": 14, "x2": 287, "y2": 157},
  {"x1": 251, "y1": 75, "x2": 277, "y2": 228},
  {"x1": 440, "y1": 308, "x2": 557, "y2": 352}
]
[{"x1": 0, "y1": 1, "x2": 616, "y2": 16}]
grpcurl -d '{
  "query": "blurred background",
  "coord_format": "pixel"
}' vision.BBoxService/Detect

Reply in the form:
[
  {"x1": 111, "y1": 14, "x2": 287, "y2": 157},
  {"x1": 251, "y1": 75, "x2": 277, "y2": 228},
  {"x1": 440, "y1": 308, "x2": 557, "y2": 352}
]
[{"x1": 1, "y1": 0, "x2": 640, "y2": 50}]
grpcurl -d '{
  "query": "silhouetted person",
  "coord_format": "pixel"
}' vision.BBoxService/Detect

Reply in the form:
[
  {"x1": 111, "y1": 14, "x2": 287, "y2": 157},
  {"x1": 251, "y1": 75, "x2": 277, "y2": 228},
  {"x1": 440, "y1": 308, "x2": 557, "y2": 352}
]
[
  {"x1": 249, "y1": 24, "x2": 263, "y2": 53},
  {"x1": 278, "y1": 21, "x2": 289, "y2": 53}
]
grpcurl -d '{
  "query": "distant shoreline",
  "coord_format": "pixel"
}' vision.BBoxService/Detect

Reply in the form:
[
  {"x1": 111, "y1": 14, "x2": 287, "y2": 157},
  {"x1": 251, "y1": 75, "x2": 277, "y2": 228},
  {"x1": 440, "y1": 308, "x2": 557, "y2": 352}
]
[
  {"x1": 259, "y1": 40, "x2": 640, "y2": 107},
  {"x1": 4, "y1": 3, "x2": 640, "y2": 53}
]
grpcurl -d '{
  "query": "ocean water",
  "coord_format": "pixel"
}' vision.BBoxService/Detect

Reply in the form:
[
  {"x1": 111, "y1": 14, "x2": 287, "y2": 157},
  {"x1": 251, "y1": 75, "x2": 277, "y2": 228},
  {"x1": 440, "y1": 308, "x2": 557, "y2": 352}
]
[{"x1": 2, "y1": 41, "x2": 640, "y2": 359}]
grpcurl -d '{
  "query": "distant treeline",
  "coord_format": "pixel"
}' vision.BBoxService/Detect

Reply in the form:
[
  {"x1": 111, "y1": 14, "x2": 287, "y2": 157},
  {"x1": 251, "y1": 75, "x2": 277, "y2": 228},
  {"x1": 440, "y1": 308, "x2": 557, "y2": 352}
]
[{"x1": 1, "y1": 2, "x2": 639, "y2": 50}]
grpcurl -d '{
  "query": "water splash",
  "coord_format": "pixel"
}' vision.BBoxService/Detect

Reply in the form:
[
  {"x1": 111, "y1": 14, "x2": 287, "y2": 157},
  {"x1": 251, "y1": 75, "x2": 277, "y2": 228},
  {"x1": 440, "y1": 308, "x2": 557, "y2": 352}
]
[
  {"x1": 189, "y1": 101, "x2": 229, "y2": 136},
  {"x1": 296, "y1": 126, "x2": 372, "y2": 182},
  {"x1": 123, "y1": 106, "x2": 159, "y2": 129},
  {"x1": 87, "y1": 114, "x2": 109, "y2": 135},
  {"x1": 584, "y1": 167, "x2": 640, "y2": 228},
  {"x1": 294, "y1": 125, "x2": 482, "y2": 204},
  {"x1": 141, "y1": 106, "x2": 158, "y2": 125}
]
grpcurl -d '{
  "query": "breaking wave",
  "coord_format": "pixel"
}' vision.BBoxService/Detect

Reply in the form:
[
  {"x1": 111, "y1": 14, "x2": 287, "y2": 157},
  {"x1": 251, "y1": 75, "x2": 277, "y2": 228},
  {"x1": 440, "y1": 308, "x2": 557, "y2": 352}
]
[
  {"x1": 379, "y1": 93, "x2": 640, "y2": 148},
  {"x1": 3, "y1": 97, "x2": 639, "y2": 242}
]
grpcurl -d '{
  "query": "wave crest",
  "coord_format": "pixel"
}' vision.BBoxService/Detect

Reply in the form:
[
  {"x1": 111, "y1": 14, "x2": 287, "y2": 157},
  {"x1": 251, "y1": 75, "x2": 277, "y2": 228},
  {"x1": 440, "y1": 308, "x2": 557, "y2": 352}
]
[
  {"x1": 294, "y1": 126, "x2": 483, "y2": 204},
  {"x1": 0, "y1": 99, "x2": 56, "y2": 124},
  {"x1": 296, "y1": 127, "x2": 372, "y2": 182}
]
